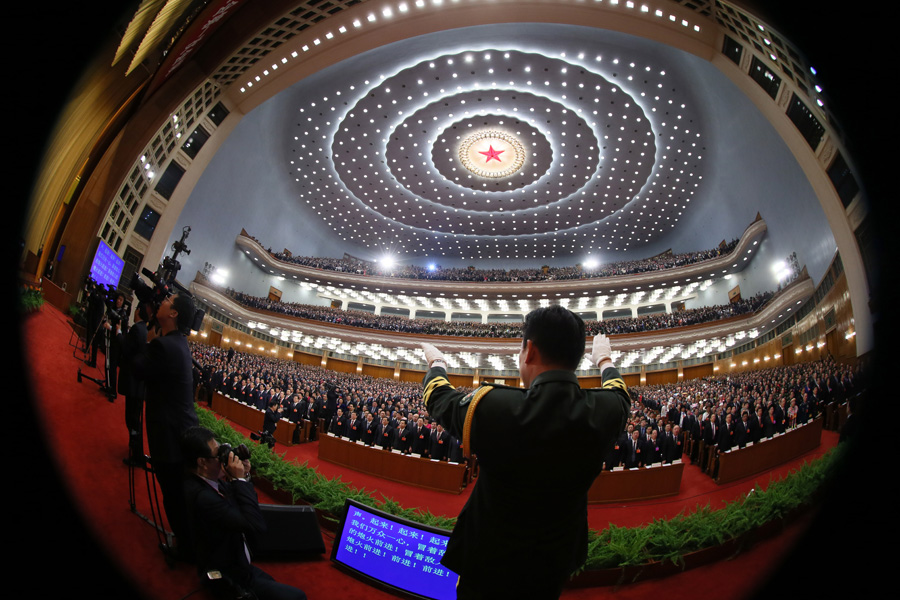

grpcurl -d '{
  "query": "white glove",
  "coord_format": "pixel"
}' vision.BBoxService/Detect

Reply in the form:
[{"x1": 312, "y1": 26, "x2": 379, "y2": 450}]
[
  {"x1": 420, "y1": 343, "x2": 447, "y2": 368},
  {"x1": 588, "y1": 334, "x2": 613, "y2": 370}
]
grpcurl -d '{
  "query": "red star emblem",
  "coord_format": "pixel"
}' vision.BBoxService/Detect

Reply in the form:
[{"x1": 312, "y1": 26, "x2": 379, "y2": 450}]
[{"x1": 478, "y1": 145, "x2": 504, "y2": 163}]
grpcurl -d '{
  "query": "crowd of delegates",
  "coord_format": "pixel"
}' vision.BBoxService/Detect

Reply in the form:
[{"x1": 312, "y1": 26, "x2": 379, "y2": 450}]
[
  {"x1": 191, "y1": 339, "x2": 862, "y2": 477},
  {"x1": 604, "y1": 355, "x2": 864, "y2": 470},
  {"x1": 190, "y1": 343, "x2": 471, "y2": 462},
  {"x1": 259, "y1": 237, "x2": 740, "y2": 282},
  {"x1": 224, "y1": 288, "x2": 775, "y2": 338}
]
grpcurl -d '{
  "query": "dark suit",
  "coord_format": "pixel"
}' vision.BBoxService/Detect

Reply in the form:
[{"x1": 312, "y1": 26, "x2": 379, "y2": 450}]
[
  {"x1": 702, "y1": 420, "x2": 717, "y2": 447},
  {"x1": 423, "y1": 366, "x2": 629, "y2": 597},
  {"x1": 184, "y1": 475, "x2": 306, "y2": 600},
  {"x1": 117, "y1": 319, "x2": 147, "y2": 461},
  {"x1": 329, "y1": 414, "x2": 348, "y2": 437},
  {"x1": 139, "y1": 330, "x2": 199, "y2": 547},
  {"x1": 734, "y1": 419, "x2": 750, "y2": 448},
  {"x1": 605, "y1": 433, "x2": 626, "y2": 470},
  {"x1": 428, "y1": 428, "x2": 450, "y2": 460},
  {"x1": 641, "y1": 437, "x2": 662, "y2": 466},
  {"x1": 411, "y1": 425, "x2": 429, "y2": 455},
  {"x1": 347, "y1": 417, "x2": 364, "y2": 442},
  {"x1": 376, "y1": 422, "x2": 395, "y2": 450},
  {"x1": 667, "y1": 430, "x2": 684, "y2": 463},
  {"x1": 394, "y1": 425, "x2": 413, "y2": 453},
  {"x1": 623, "y1": 437, "x2": 641, "y2": 468},
  {"x1": 362, "y1": 418, "x2": 377, "y2": 446},
  {"x1": 263, "y1": 407, "x2": 280, "y2": 436},
  {"x1": 718, "y1": 422, "x2": 736, "y2": 451},
  {"x1": 658, "y1": 431, "x2": 678, "y2": 463}
]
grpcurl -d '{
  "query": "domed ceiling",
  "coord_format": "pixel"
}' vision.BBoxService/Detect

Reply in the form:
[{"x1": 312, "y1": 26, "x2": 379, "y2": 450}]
[
  {"x1": 179, "y1": 21, "x2": 833, "y2": 281},
  {"x1": 283, "y1": 24, "x2": 706, "y2": 261}
]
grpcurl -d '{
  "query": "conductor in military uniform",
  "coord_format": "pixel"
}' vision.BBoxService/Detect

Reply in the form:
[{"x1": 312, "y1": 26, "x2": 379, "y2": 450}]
[{"x1": 420, "y1": 305, "x2": 630, "y2": 599}]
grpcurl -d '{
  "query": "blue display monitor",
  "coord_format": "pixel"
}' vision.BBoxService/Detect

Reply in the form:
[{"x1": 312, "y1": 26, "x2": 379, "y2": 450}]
[
  {"x1": 331, "y1": 499, "x2": 458, "y2": 599},
  {"x1": 89, "y1": 239, "x2": 125, "y2": 289}
]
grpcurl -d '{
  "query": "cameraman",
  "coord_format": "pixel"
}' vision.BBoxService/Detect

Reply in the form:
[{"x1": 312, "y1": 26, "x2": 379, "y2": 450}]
[
  {"x1": 103, "y1": 291, "x2": 128, "y2": 401},
  {"x1": 182, "y1": 426, "x2": 307, "y2": 600},
  {"x1": 138, "y1": 292, "x2": 199, "y2": 558},
  {"x1": 116, "y1": 301, "x2": 152, "y2": 466}
]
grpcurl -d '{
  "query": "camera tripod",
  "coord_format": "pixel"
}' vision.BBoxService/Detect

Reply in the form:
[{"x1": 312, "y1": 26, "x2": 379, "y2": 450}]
[{"x1": 76, "y1": 319, "x2": 116, "y2": 401}]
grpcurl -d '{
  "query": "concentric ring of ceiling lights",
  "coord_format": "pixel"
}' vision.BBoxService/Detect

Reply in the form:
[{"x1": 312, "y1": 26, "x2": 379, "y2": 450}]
[{"x1": 290, "y1": 40, "x2": 704, "y2": 260}]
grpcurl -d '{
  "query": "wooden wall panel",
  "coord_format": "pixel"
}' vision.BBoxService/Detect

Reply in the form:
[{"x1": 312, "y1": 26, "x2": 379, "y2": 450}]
[
  {"x1": 398, "y1": 369, "x2": 424, "y2": 383},
  {"x1": 328, "y1": 358, "x2": 357, "y2": 374},
  {"x1": 447, "y1": 373, "x2": 475, "y2": 388},
  {"x1": 293, "y1": 351, "x2": 322, "y2": 366},
  {"x1": 623, "y1": 373, "x2": 641, "y2": 388},
  {"x1": 646, "y1": 369, "x2": 677, "y2": 386},
  {"x1": 684, "y1": 363, "x2": 713, "y2": 380},
  {"x1": 363, "y1": 364, "x2": 394, "y2": 380}
]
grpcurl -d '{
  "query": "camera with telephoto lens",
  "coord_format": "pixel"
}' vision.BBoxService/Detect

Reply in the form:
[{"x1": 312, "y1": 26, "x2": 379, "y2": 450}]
[
  {"x1": 129, "y1": 267, "x2": 171, "y2": 326},
  {"x1": 128, "y1": 225, "x2": 204, "y2": 332},
  {"x1": 83, "y1": 276, "x2": 130, "y2": 329},
  {"x1": 216, "y1": 442, "x2": 251, "y2": 464}
]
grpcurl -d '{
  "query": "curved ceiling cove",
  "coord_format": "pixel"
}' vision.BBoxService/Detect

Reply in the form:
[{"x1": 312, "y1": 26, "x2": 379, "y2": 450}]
[{"x1": 287, "y1": 32, "x2": 706, "y2": 260}]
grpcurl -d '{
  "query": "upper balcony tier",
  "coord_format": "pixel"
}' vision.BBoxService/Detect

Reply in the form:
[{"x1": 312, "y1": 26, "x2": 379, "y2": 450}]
[{"x1": 235, "y1": 216, "x2": 767, "y2": 302}]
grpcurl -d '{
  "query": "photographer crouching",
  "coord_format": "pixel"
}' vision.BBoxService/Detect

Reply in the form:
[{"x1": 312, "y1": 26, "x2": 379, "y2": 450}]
[{"x1": 182, "y1": 426, "x2": 307, "y2": 600}]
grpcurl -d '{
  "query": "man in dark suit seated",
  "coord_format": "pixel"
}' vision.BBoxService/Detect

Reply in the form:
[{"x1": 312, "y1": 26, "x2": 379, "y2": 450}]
[{"x1": 182, "y1": 426, "x2": 306, "y2": 600}]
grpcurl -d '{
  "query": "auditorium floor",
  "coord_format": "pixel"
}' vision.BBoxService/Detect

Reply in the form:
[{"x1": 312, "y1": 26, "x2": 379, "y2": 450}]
[{"x1": 20, "y1": 303, "x2": 841, "y2": 599}]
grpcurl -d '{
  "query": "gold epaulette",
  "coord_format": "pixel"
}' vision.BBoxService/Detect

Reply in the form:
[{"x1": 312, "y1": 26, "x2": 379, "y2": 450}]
[
  {"x1": 461, "y1": 385, "x2": 494, "y2": 458},
  {"x1": 602, "y1": 376, "x2": 627, "y2": 393},
  {"x1": 422, "y1": 376, "x2": 453, "y2": 408}
]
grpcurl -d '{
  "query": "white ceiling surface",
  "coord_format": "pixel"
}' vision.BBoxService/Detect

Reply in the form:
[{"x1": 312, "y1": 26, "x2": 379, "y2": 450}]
[{"x1": 170, "y1": 23, "x2": 835, "y2": 299}]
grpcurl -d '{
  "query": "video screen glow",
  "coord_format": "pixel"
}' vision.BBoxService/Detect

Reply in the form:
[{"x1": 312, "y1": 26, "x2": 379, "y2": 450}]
[
  {"x1": 89, "y1": 239, "x2": 125, "y2": 289},
  {"x1": 332, "y1": 500, "x2": 458, "y2": 600}
]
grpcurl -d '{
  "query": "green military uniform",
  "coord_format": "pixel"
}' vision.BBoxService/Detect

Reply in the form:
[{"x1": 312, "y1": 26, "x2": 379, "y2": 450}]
[{"x1": 423, "y1": 365, "x2": 630, "y2": 598}]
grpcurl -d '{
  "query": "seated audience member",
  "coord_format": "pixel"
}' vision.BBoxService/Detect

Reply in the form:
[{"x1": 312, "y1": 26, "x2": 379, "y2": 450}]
[{"x1": 182, "y1": 426, "x2": 306, "y2": 600}]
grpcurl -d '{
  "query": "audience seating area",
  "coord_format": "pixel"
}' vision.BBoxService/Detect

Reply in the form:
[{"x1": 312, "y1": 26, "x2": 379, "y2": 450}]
[{"x1": 192, "y1": 341, "x2": 865, "y2": 502}]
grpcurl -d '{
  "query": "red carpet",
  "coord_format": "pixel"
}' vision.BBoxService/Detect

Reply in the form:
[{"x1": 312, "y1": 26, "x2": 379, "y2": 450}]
[{"x1": 17, "y1": 303, "x2": 876, "y2": 599}]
